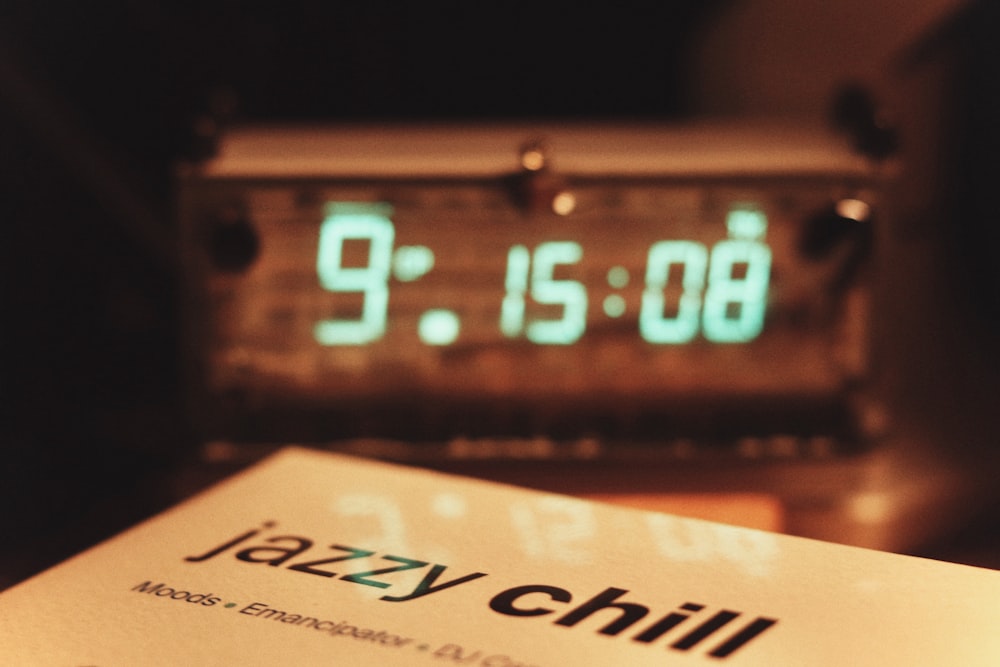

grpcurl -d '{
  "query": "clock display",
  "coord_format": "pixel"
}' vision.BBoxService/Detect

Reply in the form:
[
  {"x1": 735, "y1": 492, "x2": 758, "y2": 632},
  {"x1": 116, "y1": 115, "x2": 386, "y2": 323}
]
[
  {"x1": 186, "y1": 176, "x2": 870, "y2": 444},
  {"x1": 314, "y1": 201, "x2": 771, "y2": 348}
]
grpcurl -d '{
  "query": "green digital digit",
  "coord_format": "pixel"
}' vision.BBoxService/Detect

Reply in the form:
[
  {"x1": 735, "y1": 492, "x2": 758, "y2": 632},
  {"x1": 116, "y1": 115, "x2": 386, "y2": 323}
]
[
  {"x1": 527, "y1": 241, "x2": 587, "y2": 345},
  {"x1": 500, "y1": 245, "x2": 531, "y2": 338},
  {"x1": 702, "y1": 239, "x2": 771, "y2": 343},
  {"x1": 501, "y1": 242, "x2": 587, "y2": 344},
  {"x1": 314, "y1": 203, "x2": 395, "y2": 345},
  {"x1": 639, "y1": 240, "x2": 708, "y2": 344}
]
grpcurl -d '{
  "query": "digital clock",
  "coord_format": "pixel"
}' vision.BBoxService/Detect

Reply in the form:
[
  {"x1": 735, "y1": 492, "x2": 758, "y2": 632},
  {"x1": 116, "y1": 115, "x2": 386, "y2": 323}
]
[
  {"x1": 181, "y1": 124, "x2": 875, "y2": 452},
  {"x1": 313, "y1": 200, "x2": 770, "y2": 348}
]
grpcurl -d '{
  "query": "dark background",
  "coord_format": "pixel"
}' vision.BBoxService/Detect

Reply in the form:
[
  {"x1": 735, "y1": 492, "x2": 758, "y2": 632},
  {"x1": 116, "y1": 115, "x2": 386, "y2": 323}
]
[
  {"x1": 2, "y1": 2, "x2": 998, "y2": 586},
  {"x1": 0, "y1": 2, "x2": 728, "y2": 585}
]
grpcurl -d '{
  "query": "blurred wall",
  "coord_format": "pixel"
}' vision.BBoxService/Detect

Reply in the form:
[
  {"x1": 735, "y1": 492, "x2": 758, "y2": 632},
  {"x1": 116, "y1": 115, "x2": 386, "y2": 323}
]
[{"x1": 688, "y1": 0, "x2": 968, "y2": 118}]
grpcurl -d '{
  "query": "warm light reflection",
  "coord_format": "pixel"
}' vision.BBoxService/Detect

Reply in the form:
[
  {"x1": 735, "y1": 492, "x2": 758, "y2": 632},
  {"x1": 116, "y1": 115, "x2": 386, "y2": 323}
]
[
  {"x1": 551, "y1": 190, "x2": 577, "y2": 215},
  {"x1": 520, "y1": 148, "x2": 546, "y2": 171},
  {"x1": 835, "y1": 198, "x2": 872, "y2": 222}
]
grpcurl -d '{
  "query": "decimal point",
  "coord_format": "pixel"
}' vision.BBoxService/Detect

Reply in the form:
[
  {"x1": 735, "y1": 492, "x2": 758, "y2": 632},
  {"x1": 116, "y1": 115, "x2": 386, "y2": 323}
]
[{"x1": 419, "y1": 309, "x2": 461, "y2": 346}]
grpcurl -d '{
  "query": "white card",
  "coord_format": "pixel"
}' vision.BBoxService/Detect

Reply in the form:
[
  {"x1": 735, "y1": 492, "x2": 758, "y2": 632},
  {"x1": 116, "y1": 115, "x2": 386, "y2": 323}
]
[{"x1": 1, "y1": 447, "x2": 998, "y2": 665}]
